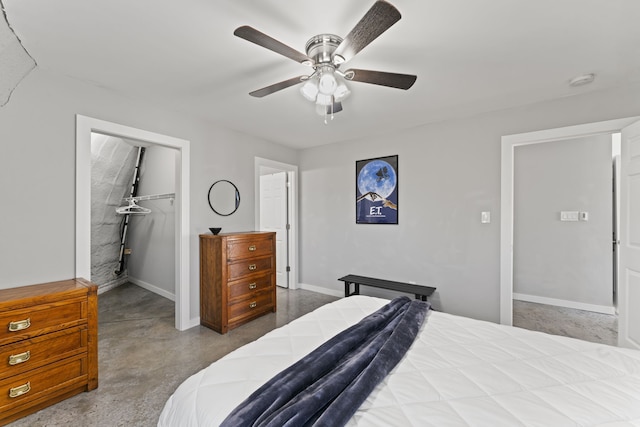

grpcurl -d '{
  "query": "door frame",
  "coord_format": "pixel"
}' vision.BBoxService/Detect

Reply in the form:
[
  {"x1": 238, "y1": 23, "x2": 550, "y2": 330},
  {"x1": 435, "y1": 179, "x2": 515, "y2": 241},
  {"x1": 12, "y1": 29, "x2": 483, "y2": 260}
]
[
  {"x1": 500, "y1": 116, "x2": 640, "y2": 325},
  {"x1": 255, "y1": 157, "x2": 298, "y2": 290},
  {"x1": 75, "y1": 115, "x2": 192, "y2": 330}
]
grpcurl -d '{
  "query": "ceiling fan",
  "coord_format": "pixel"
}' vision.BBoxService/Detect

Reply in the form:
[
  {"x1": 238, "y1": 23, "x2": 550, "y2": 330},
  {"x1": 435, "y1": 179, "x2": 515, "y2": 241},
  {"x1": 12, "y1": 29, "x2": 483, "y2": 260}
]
[{"x1": 233, "y1": 0, "x2": 417, "y2": 121}]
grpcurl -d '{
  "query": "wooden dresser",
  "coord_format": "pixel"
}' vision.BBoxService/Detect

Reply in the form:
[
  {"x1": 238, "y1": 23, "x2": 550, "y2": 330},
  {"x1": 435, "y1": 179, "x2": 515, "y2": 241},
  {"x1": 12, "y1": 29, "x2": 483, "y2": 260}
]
[
  {"x1": 200, "y1": 231, "x2": 276, "y2": 334},
  {"x1": 0, "y1": 278, "x2": 98, "y2": 426}
]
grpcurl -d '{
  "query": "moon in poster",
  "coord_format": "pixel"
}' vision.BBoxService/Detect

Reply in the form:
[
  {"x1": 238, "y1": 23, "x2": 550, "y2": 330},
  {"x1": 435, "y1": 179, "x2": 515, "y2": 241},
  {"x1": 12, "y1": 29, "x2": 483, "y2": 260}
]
[{"x1": 357, "y1": 160, "x2": 397, "y2": 199}]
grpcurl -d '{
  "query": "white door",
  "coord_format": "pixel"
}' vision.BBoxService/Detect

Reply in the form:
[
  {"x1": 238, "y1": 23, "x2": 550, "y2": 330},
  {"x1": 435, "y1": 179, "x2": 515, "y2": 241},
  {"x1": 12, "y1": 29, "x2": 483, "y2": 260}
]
[
  {"x1": 260, "y1": 172, "x2": 289, "y2": 288},
  {"x1": 619, "y1": 119, "x2": 640, "y2": 349}
]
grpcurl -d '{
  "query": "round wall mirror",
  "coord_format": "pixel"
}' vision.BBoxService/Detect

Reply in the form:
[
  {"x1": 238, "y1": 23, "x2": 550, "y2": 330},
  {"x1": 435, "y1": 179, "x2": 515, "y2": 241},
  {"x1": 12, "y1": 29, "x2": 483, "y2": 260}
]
[{"x1": 208, "y1": 180, "x2": 240, "y2": 216}]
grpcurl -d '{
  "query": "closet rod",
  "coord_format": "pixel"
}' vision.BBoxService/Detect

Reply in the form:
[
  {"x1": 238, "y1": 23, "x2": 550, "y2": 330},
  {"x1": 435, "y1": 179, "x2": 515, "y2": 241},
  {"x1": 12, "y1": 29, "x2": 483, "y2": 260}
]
[{"x1": 123, "y1": 192, "x2": 175, "y2": 202}]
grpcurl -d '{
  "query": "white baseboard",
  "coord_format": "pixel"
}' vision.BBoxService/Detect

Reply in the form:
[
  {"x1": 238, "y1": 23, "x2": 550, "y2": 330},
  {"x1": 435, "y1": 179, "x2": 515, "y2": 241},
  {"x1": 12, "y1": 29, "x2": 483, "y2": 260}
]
[
  {"x1": 97, "y1": 276, "x2": 129, "y2": 295},
  {"x1": 128, "y1": 277, "x2": 175, "y2": 301},
  {"x1": 513, "y1": 293, "x2": 615, "y2": 315},
  {"x1": 298, "y1": 283, "x2": 344, "y2": 298},
  {"x1": 186, "y1": 317, "x2": 201, "y2": 329}
]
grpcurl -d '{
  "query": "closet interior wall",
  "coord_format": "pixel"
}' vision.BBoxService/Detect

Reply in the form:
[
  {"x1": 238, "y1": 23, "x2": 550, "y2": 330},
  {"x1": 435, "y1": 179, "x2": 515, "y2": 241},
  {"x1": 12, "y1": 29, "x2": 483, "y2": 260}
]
[{"x1": 90, "y1": 133, "x2": 138, "y2": 292}]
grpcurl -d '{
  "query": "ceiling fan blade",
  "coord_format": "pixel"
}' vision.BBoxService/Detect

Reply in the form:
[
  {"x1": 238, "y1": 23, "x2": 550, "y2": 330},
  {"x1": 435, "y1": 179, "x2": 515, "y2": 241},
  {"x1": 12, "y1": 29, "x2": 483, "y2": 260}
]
[
  {"x1": 234, "y1": 26, "x2": 314, "y2": 65},
  {"x1": 249, "y1": 76, "x2": 308, "y2": 98},
  {"x1": 345, "y1": 69, "x2": 416, "y2": 90},
  {"x1": 332, "y1": 0, "x2": 401, "y2": 63}
]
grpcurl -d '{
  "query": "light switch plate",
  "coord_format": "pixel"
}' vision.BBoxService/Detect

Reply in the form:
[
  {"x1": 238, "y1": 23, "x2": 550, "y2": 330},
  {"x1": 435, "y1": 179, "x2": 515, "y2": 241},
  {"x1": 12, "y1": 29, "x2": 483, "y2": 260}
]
[{"x1": 481, "y1": 211, "x2": 491, "y2": 224}]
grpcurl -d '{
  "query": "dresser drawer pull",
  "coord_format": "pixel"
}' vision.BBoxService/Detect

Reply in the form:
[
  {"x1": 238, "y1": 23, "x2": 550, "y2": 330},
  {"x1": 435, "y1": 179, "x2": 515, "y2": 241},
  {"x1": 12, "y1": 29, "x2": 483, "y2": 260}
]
[
  {"x1": 9, "y1": 350, "x2": 31, "y2": 366},
  {"x1": 9, "y1": 382, "x2": 31, "y2": 398},
  {"x1": 248, "y1": 245, "x2": 257, "y2": 252},
  {"x1": 248, "y1": 283, "x2": 257, "y2": 290},
  {"x1": 8, "y1": 318, "x2": 31, "y2": 332},
  {"x1": 248, "y1": 264, "x2": 257, "y2": 271},
  {"x1": 249, "y1": 301, "x2": 257, "y2": 309}
]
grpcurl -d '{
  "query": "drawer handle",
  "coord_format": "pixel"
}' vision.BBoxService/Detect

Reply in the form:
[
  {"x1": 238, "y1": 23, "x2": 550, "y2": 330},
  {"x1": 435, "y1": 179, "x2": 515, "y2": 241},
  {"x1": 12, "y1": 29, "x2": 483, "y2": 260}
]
[
  {"x1": 9, "y1": 350, "x2": 31, "y2": 366},
  {"x1": 248, "y1": 245, "x2": 257, "y2": 252},
  {"x1": 248, "y1": 264, "x2": 257, "y2": 271},
  {"x1": 249, "y1": 301, "x2": 257, "y2": 309},
  {"x1": 9, "y1": 382, "x2": 31, "y2": 398},
  {"x1": 8, "y1": 318, "x2": 30, "y2": 332},
  {"x1": 249, "y1": 283, "x2": 257, "y2": 290}
]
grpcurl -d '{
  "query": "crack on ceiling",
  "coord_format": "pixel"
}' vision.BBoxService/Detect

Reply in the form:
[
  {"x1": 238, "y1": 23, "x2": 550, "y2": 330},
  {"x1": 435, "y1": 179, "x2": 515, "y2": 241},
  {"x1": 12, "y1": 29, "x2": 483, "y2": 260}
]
[{"x1": 0, "y1": 0, "x2": 37, "y2": 107}]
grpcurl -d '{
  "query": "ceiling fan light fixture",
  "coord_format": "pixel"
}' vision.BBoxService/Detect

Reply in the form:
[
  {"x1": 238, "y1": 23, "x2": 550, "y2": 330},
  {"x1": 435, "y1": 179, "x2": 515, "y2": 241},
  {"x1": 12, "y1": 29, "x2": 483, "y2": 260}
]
[
  {"x1": 316, "y1": 93, "x2": 333, "y2": 106},
  {"x1": 234, "y1": 1, "x2": 416, "y2": 123},
  {"x1": 318, "y1": 67, "x2": 338, "y2": 95},
  {"x1": 334, "y1": 83, "x2": 350, "y2": 101},
  {"x1": 300, "y1": 79, "x2": 319, "y2": 101}
]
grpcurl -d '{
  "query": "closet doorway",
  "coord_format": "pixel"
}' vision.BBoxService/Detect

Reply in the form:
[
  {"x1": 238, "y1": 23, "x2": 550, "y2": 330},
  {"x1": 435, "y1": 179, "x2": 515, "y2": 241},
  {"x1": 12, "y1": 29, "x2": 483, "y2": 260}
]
[
  {"x1": 255, "y1": 157, "x2": 298, "y2": 289},
  {"x1": 75, "y1": 115, "x2": 192, "y2": 330}
]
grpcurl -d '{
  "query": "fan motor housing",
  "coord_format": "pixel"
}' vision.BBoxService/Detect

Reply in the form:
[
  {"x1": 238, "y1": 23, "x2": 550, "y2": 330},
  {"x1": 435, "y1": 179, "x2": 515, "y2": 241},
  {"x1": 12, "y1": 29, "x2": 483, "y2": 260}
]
[{"x1": 305, "y1": 34, "x2": 343, "y2": 65}]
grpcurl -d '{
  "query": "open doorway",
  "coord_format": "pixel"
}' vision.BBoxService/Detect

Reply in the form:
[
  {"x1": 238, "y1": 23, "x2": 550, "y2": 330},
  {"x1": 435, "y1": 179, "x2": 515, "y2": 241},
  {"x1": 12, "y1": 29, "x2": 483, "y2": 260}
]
[
  {"x1": 255, "y1": 157, "x2": 298, "y2": 290},
  {"x1": 512, "y1": 133, "x2": 615, "y2": 314},
  {"x1": 500, "y1": 116, "x2": 640, "y2": 330},
  {"x1": 76, "y1": 115, "x2": 192, "y2": 330},
  {"x1": 90, "y1": 135, "x2": 177, "y2": 300}
]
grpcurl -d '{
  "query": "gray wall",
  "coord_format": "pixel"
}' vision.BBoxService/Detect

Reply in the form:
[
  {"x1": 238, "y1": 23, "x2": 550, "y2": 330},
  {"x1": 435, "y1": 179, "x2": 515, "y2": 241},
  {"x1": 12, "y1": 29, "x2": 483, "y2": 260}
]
[
  {"x1": 0, "y1": 67, "x2": 298, "y2": 325},
  {"x1": 298, "y1": 83, "x2": 640, "y2": 323},
  {"x1": 513, "y1": 135, "x2": 613, "y2": 308},
  {"x1": 127, "y1": 145, "x2": 176, "y2": 295},
  {"x1": 1, "y1": 65, "x2": 639, "y2": 325}
]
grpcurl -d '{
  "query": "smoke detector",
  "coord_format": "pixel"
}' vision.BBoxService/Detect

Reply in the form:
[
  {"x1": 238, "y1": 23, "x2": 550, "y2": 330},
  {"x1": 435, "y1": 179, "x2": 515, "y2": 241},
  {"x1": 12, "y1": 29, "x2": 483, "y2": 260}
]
[{"x1": 569, "y1": 73, "x2": 596, "y2": 87}]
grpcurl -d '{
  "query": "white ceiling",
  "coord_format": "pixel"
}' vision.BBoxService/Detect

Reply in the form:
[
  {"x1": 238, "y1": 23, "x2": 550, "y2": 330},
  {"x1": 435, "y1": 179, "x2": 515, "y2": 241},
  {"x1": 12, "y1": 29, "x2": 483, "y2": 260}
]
[{"x1": 4, "y1": 0, "x2": 640, "y2": 149}]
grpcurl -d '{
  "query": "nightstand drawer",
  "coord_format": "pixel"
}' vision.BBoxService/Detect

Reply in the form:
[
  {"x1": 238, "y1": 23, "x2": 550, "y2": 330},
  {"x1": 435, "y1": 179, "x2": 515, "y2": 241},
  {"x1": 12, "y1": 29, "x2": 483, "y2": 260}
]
[
  {"x1": 1, "y1": 327, "x2": 87, "y2": 378},
  {"x1": 228, "y1": 274, "x2": 272, "y2": 303},
  {"x1": 0, "y1": 299, "x2": 86, "y2": 346},
  {"x1": 228, "y1": 256, "x2": 273, "y2": 281},
  {"x1": 0, "y1": 355, "x2": 87, "y2": 409},
  {"x1": 227, "y1": 238, "x2": 273, "y2": 261}
]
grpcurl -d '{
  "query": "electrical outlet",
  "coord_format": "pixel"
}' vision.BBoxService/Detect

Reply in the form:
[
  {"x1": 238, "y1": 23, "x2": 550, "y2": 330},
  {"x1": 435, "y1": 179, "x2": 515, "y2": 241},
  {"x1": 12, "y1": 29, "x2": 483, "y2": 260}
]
[{"x1": 124, "y1": 248, "x2": 132, "y2": 255}]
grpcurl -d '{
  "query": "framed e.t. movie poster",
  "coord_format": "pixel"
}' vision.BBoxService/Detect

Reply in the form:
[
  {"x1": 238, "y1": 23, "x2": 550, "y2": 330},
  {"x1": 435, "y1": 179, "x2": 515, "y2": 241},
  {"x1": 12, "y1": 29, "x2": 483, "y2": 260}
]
[{"x1": 355, "y1": 155, "x2": 398, "y2": 224}]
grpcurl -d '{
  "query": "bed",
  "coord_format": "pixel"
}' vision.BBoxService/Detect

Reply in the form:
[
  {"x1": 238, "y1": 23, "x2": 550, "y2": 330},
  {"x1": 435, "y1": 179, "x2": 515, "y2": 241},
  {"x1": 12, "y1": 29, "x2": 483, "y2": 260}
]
[{"x1": 158, "y1": 295, "x2": 640, "y2": 426}]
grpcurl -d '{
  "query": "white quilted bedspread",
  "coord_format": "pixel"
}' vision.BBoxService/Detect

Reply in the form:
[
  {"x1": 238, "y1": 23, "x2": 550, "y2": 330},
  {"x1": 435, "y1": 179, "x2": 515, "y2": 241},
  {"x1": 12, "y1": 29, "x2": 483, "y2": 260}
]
[{"x1": 158, "y1": 296, "x2": 640, "y2": 427}]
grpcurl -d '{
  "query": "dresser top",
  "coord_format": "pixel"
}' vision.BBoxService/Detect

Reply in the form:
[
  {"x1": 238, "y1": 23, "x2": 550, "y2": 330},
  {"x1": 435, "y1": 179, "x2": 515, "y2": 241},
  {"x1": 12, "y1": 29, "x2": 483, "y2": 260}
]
[
  {"x1": 200, "y1": 231, "x2": 275, "y2": 239},
  {"x1": 0, "y1": 278, "x2": 96, "y2": 308}
]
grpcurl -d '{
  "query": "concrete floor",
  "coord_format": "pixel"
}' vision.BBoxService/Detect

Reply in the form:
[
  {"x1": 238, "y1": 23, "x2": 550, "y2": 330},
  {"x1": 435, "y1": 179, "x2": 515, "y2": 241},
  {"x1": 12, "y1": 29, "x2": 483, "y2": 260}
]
[
  {"x1": 9, "y1": 286, "x2": 617, "y2": 426},
  {"x1": 513, "y1": 299, "x2": 618, "y2": 346},
  {"x1": 10, "y1": 283, "x2": 338, "y2": 427}
]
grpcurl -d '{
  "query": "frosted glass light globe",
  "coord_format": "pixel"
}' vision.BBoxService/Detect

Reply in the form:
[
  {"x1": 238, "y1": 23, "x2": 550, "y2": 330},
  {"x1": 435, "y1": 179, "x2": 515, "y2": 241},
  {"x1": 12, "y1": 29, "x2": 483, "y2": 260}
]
[
  {"x1": 300, "y1": 80, "x2": 319, "y2": 101},
  {"x1": 318, "y1": 71, "x2": 337, "y2": 95}
]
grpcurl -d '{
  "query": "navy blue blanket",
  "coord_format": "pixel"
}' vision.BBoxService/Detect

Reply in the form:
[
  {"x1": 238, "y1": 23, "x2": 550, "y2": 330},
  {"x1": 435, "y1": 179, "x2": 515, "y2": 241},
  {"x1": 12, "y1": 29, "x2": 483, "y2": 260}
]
[{"x1": 220, "y1": 296, "x2": 430, "y2": 427}]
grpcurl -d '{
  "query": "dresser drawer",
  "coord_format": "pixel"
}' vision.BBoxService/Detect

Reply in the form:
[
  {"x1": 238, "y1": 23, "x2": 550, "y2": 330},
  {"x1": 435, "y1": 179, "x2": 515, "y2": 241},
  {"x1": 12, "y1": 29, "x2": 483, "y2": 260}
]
[
  {"x1": 0, "y1": 354, "x2": 87, "y2": 410},
  {"x1": 227, "y1": 237, "x2": 273, "y2": 261},
  {"x1": 228, "y1": 274, "x2": 273, "y2": 303},
  {"x1": 228, "y1": 291, "x2": 274, "y2": 324},
  {"x1": 0, "y1": 299, "x2": 86, "y2": 346},
  {"x1": 1, "y1": 327, "x2": 87, "y2": 378},
  {"x1": 228, "y1": 256, "x2": 273, "y2": 281}
]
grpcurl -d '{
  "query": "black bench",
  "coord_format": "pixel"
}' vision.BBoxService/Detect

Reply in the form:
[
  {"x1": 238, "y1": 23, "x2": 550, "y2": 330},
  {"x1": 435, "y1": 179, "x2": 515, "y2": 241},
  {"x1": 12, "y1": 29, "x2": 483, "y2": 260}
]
[{"x1": 338, "y1": 274, "x2": 436, "y2": 301}]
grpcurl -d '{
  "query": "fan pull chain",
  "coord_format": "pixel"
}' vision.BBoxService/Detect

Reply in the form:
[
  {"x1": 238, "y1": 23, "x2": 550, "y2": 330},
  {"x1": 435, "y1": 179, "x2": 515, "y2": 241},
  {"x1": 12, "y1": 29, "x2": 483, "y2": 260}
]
[{"x1": 324, "y1": 97, "x2": 336, "y2": 125}]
